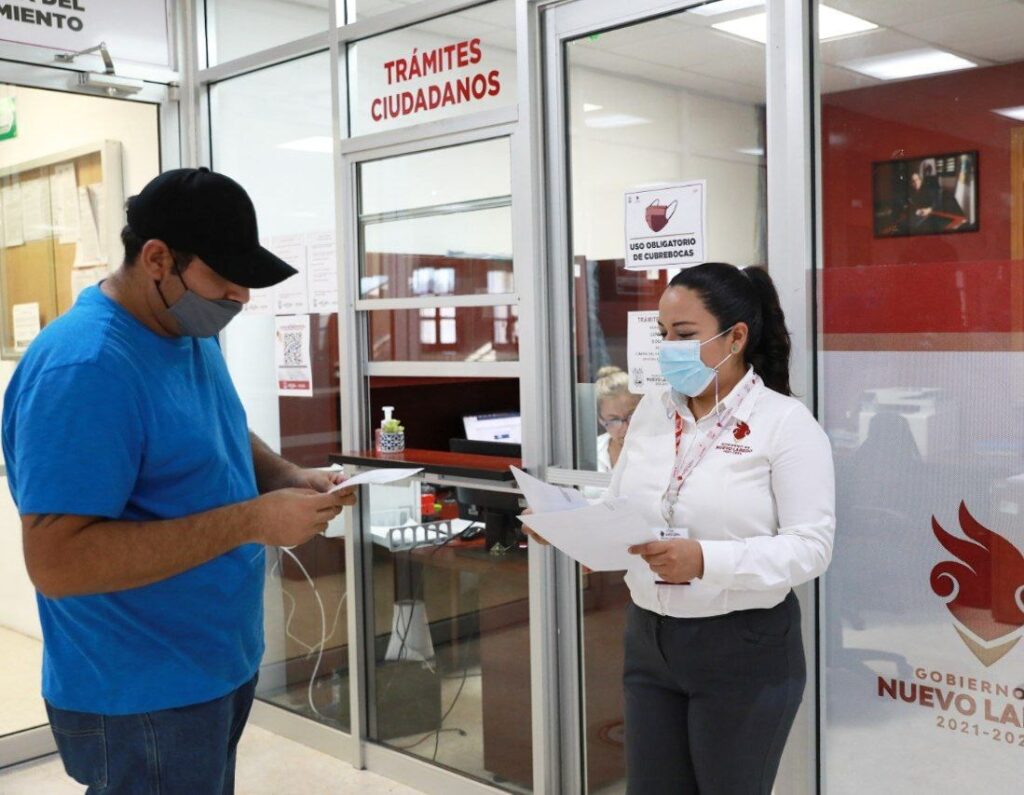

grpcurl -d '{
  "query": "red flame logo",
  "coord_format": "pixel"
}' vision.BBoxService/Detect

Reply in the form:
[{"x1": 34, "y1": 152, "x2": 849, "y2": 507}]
[
  {"x1": 733, "y1": 421, "x2": 751, "y2": 440},
  {"x1": 931, "y1": 503, "x2": 1024, "y2": 665}
]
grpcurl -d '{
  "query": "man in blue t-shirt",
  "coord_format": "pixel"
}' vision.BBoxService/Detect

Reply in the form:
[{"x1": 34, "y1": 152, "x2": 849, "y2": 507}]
[{"x1": 2, "y1": 168, "x2": 356, "y2": 794}]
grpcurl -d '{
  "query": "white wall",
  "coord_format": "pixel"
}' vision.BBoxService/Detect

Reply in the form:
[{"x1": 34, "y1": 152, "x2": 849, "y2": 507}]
[
  {"x1": 568, "y1": 66, "x2": 765, "y2": 266},
  {"x1": 0, "y1": 86, "x2": 160, "y2": 638},
  {"x1": 208, "y1": 0, "x2": 330, "y2": 65}
]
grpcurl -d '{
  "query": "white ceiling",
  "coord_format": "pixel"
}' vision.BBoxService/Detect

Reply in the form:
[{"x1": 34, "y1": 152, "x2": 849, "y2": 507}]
[{"x1": 568, "y1": 0, "x2": 1024, "y2": 99}]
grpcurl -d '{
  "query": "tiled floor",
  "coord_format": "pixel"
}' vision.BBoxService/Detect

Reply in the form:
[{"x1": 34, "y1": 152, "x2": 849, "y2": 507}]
[{"x1": 0, "y1": 725, "x2": 425, "y2": 795}]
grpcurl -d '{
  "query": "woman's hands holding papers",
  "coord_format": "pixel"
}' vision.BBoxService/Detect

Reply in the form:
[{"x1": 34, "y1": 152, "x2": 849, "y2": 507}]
[
  {"x1": 520, "y1": 507, "x2": 551, "y2": 546},
  {"x1": 629, "y1": 538, "x2": 704, "y2": 584}
]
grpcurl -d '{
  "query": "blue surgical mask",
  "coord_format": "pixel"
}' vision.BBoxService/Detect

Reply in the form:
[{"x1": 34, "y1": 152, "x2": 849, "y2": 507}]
[{"x1": 658, "y1": 328, "x2": 733, "y2": 397}]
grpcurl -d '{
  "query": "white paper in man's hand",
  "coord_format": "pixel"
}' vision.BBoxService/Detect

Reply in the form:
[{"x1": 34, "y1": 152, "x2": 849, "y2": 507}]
[
  {"x1": 511, "y1": 466, "x2": 588, "y2": 513},
  {"x1": 329, "y1": 467, "x2": 423, "y2": 491},
  {"x1": 519, "y1": 498, "x2": 658, "y2": 571}
]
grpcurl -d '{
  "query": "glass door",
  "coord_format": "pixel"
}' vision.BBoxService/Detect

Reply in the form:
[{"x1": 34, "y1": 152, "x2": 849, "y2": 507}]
[
  {"x1": 542, "y1": 0, "x2": 814, "y2": 792},
  {"x1": 0, "y1": 66, "x2": 174, "y2": 770}
]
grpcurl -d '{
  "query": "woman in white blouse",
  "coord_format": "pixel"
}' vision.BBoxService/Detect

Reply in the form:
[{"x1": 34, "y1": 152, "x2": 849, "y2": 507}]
[
  {"x1": 594, "y1": 365, "x2": 641, "y2": 473},
  {"x1": 531, "y1": 262, "x2": 835, "y2": 794}
]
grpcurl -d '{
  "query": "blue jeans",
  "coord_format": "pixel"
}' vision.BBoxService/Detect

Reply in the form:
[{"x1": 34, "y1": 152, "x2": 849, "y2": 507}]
[{"x1": 45, "y1": 675, "x2": 258, "y2": 795}]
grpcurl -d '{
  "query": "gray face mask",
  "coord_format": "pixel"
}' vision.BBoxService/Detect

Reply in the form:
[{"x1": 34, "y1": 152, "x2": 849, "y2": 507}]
[{"x1": 156, "y1": 272, "x2": 242, "y2": 337}]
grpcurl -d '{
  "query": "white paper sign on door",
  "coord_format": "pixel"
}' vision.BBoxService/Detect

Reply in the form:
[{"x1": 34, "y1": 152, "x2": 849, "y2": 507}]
[
  {"x1": 275, "y1": 314, "x2": 313, "y2": 398},
  {"x1": 270, "y1": 235, "x2": 310, "y2": 315},
  {"x1": 306, "y1": 231, "x2": 339, "y2": 314},
  {"x1": 627, "y1": 310, "x2": 666, "y2": 395},
  {"x1": 12, "y1": 302, "x2": 40, "y2": 349},
  {"x1": 624, "y1": 180, "x2": 706, "y2": 271}
]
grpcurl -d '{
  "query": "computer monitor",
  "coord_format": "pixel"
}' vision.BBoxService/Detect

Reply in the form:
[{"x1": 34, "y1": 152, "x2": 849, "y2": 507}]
[
  {"x1": 462, "y1": 412, "x2": 522, "y2": 444},
  {"x1": 449, "y1": 438, "x2": 523, "y2": 551}
]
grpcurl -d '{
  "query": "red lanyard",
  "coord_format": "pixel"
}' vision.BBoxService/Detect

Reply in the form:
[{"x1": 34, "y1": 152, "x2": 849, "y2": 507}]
[{"x1": 660, "y1": 374, "x2": 759, "y2": 528}]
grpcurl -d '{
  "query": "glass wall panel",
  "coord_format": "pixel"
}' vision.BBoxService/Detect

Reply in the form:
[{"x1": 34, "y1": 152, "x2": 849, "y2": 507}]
[
  {"x1": 819, "y1": 1, "x2": 1024, "y2": 791},
  {"x1": 346, "y1": 0, "x2": 516, "y2": 136},
  {"x1": 0, "y1": 84, "x2": 160, "y2": 749},
  {"x1": 210, "y1": 52, "x2": 350, "y2": 731},
  {"x1": 368, "y1": 305, "x2": 518, "y2": 362},
  {"x1": 563, "y1": 7, "x2": 767, "y2": 791},
  {"x1": 364, "y1": 476, "x2": 531, "y2": 790},
  {"x1": 205, "y1": 0, "x2": 330, "y2": 65}
]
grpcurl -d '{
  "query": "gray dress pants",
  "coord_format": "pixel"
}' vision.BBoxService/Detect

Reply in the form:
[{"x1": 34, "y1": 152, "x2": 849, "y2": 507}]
[{"x1": 623, "y1": 591, "x2": 805, "y2": 795}]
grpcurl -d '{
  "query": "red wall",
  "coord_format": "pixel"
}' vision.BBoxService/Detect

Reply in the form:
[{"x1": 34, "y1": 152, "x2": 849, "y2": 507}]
[{"x1": 822, "y1": 61, "x2": 1024, "y2": 337}]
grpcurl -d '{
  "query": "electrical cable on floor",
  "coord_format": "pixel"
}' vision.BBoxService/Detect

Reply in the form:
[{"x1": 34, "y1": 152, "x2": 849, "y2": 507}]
[{"x1": 276, "y1": 545, "x2": 346, "y2": 722}]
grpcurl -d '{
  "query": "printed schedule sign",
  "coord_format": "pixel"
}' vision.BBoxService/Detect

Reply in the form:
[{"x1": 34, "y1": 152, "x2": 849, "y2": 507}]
[
  {"x1": 626, "y1": 311, "x2": 666, "y2": 395},
  {"x1": 624, "y1": 181, "x2": 706, "y2": 271}
]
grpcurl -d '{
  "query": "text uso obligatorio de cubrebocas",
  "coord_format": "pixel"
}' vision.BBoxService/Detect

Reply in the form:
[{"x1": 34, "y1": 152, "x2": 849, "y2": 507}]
[{"x1": 371, "y1": 38, "x2": 501, "y2": 122}]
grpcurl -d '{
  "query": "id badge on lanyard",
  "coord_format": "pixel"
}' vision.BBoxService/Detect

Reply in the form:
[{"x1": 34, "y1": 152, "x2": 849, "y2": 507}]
[{"x1": 659, "y1": 375, "x2": 759, "y2": 533}]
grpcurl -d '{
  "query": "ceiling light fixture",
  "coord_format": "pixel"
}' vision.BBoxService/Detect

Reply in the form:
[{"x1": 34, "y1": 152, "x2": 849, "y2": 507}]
[
  {"x1": 584, "y1": 113, "x2": 652, "y2": 129},
  {"x1": 688, "y1": 0, "x2": 764, "y2": 17},
  {"x1": 712, "y1": 4, "x2": 876, "y2": 44},
  {"x1": 841, "y1": 48, "x2": 977, "y2": 81},
  {"x1": 993, "y1": 105, "x2": 1024, "y2": 121}
]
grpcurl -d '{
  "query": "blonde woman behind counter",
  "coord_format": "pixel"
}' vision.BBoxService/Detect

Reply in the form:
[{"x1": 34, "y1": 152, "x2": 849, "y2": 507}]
[
  {"x1": 595, "y1": 365, "x2": 642, "y2": 472},
  {"x1": 527, "y1": 262, "x2": 835, "y2": 795}
]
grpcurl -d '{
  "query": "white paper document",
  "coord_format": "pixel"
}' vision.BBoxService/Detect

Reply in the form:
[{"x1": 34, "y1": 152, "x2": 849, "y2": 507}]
[
  {"x1": 329, "y1": 467, "x2": 423, "y2": 491},
  {"x1": 511, "y1": 466, "x2": 588, "y2": 513},
  {"x1": 2, "y1": 182, "x2": 25, "y2": 247},
  {"x1": 520, "y1": 498, "x2": 657, "y2": 571},
  {"x1": 73, "y1": 186, "x2": 104, "y2": 267},
  {"x1": 627, "y1": 310, "x2": 667, "y2": 394},
  {"x1": 12, "y1": 302, "x2": 41, "y2": 349},
  {"x1": 21, "y1": 178, "x2": 51, "y2": 241},
  {"x1": 306, "y1": 231, "x2": 339, "y2": 313},
  {"x1": 274, "y1": 314, "x2": 313, "y2": 397},
  {"x1": 270, "y1": 235, "x2": 310, "y2": 315},
  {"x1": 50, "y1": 163, "x2": 80, "y2": 244}
]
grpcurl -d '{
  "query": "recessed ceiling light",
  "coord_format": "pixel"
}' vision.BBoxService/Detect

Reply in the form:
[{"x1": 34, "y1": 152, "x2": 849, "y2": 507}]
[
  {"x1": 712, "y1": 12, "x2": 769, "y2": 44},
  {"x1": 583, "y1": 103, "x2": 603, "y2": 112},
  {"x1": 278, "y1": 136, "x2": 333, "y2": 153},
  {"x1": 584, "y1": 113, "x2": 652, "y2": 129},
  {"x1": 688, "y1": 0, "x2": 764, "y2": 17},
  {"x1": 818, "y1": 5, "x2": 878, "y2": 39},
  {"x1": 841, "y1": 48, "x2": 977, "y2": 81},
  {"x1": 994, "y1": 106, "x2": 1024, "y2": 121},
  {"x1": 712, "y1": 4, "x2": 876, "y2": 44}
]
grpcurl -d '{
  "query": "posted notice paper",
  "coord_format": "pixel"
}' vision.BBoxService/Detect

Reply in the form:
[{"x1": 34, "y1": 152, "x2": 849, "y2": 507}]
[
  {"x1": 12, "y1": 302, "x2": 40, "y2": 349},
  {"x1": 519, "y1": 495, "x2": 657, "y2": 571},
  {"x1": 626, "y1": 310, "x2": 667, "y2": 395},
  {"x1": 624, "y1": 180, "x2": 706, "y2": 271},
  {"x1": 274, "y1": 314, "x2": 313, "y2": 397}
]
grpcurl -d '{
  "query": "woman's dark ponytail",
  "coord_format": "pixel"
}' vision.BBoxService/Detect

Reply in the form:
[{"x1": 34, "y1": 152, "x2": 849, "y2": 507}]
[
  {"x1": 667, "y1": 262, "x2": 792, "y2": 396},
  {"x1": 741, "y1": 266, "x2": 791, "y2": 396}
]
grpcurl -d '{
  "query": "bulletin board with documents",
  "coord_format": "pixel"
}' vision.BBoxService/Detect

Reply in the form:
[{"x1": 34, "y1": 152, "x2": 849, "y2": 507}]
[{"x1": 0, "y1": 140, "x2": 124, "y2": 358}]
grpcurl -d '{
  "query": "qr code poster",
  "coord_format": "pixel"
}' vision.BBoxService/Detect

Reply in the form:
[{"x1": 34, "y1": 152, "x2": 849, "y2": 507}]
[{"x1": 275, "y1": 314, "x2": 313, "y2": 397}]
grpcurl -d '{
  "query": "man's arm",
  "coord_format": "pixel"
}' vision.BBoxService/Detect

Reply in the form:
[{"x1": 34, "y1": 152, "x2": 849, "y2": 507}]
[
  {"x1": 250, "y1": 431, "x2": 302, "y2": 493},
  {"x1": 249, "y1": 431, "x2": 347, "y2": 494},
  {"x1": 22, "y1": 487, "x2": 355, "y2": 599}
]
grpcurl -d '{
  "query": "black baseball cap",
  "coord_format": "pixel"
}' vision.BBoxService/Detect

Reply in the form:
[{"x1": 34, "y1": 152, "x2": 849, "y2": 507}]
[{"x1": 126, "y1": 168, "x2": 298, "y2": 289}]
